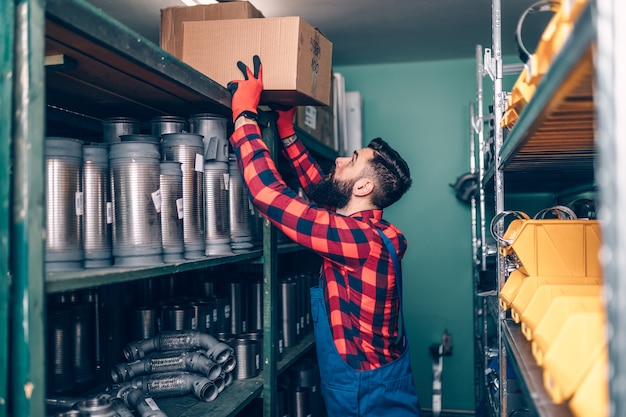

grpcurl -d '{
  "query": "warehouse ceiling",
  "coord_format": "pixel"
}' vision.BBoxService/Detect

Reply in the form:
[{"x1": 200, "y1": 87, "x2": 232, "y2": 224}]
[{"x1": 85, "y1": 0, "x2": 553, "y2": 66}]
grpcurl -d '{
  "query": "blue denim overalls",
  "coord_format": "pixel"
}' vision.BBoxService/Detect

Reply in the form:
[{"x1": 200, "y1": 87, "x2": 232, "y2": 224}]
[{"x1": 310, "y1": 229, "x2": 421, "y2": 416}]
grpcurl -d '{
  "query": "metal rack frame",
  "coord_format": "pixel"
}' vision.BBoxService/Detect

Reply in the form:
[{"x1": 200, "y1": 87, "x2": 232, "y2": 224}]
[
  {"x1": 472, "y1": 0, "x2": 622, "y2": 416},
  {"x1": 5, "y1": 1, "x2": 337, "y2": 416}
]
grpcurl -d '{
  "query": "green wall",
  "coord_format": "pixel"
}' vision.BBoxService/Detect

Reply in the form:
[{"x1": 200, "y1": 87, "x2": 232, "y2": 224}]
[{"x1": 336, "y1": 58, "x2": 478, "y2": 412}]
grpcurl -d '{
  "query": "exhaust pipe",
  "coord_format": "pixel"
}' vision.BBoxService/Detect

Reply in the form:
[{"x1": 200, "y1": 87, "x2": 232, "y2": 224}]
[
  {"x1": 124, "y1": 330, "x2": 233, "y2": 365},
  {"x1": 109, "y1": 386, "x2": 169, "y2": 417},
  {"x1": 121, "y1": 371, "x2": 219, "y2": 402},
  {"x1": 111, "y1": 350, "x2": 222, "y2": 383}
]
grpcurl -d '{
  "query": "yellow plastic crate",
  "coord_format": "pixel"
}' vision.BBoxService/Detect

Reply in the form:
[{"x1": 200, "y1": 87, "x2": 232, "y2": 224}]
[
  {"x1": 510, "y1": 275, "x2": 602, "y2": 324},
  {"x1": 500, "y1": 220, "x2": 602, "y2": 278},
  {"x1": 542, "y1": 310, "x2": 606, "y2": 403},
  {"x1": 569, "y1": 348, "x2": 609, "y2": 417},
  {"x1": 502, "y1": 67, "x2": 536, "y2": 129},
  {"x1": 528, "y1": 6, "x2": 573, "y2": 83},
  {"x1": 563, "y1": 0, "x2": 590, "y2": 24},
  {"x1": 520, "y1": 285, "x2": 602, "y2": 341},
  {"x1": 531, "y1": 296, "x2": 604, "y2": 366},
  {"x1": 499, "y1": 269, "x2": 529, "y2": 310}
]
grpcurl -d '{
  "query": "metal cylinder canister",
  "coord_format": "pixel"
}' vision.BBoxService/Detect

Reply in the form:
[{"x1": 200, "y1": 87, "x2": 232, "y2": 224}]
[
  {"x1": 45, "y1": 137, "x2": 84, "y2": 272},
  {"x1": 82, "y1": 144, "x2": 112, "y2": 268},
  {"x1": 279, "y1": 279, "x2": 299, "y2": 348},
  {"x1": 203, "y1": 160, "x2": 231, "y2": 255},
  {"x1": 150, "y1": 115, "x2": 187, "y2": 137},
  {"x1": 159, "y1": 161, "x2": 184, "y2": 262},
  {"x1": 161, "y1": 133, "x2": 205, "y2": 259},
  {"x1": 232, "y1": 337, "x2": 259, "y2": 380},
  {"x1": 228, "y1": 154, "x2": 253, "y2": 253},
  {"x1": 129, "y1": 306, "x2": 158, "y2": 342},
  {"x1": 102, "y1": 117, "x2": 140, "y2": 144},
  {"x1": 188, "y1": 113, "x2": 229, "y2": 163},
  {"x1": 109, "y1": 141, "x2": 163, "y2": 267}
]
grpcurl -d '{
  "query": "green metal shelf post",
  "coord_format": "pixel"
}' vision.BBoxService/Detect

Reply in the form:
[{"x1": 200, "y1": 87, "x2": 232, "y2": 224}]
[
  {"x1": 259, "y1": 110, "x2": 279, "y2": 417},
  {"x1": 0, "y1": 0, "x2": 14, "y2": 415},
  {"x1": 12, "y1": 0, "x2": 47, "y2": 415}
]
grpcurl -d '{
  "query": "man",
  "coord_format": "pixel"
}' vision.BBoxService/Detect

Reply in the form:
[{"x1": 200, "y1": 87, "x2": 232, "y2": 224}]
[{"x1": 227, "y1": 56, "x2": 421, "y2": 417}]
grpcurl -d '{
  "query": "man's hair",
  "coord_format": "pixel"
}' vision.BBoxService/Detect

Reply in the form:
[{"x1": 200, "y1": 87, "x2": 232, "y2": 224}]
[{"x1": 366, "y1": 137, "x2": 412, "y2": 209}]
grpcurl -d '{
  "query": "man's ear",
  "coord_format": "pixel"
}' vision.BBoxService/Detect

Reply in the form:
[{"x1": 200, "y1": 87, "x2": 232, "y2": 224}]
[{"x1": 353, "y1": 177, "x2": 374, "y2": 197}]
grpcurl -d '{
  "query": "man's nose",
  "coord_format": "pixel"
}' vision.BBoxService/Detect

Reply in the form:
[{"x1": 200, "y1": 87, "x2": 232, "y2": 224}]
[{"x1": 335, "y1": 157, "x2": 348, "y2": 167}]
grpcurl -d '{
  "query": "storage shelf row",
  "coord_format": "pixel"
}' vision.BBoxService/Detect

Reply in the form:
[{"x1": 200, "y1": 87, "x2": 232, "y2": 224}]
[
  {"x1": 481, "y1": 3, "x2": 595, "y2": 194},
  {"x1": 46, "y1": 243, "x2": 310, "y2": 294},
  {"x1": 4, "y1": 0, "x2": 335, "y2": 415},
  {"x1": 502, "y1": 320, "x2": 573, "y2": 417},
  {"x1": 157, "y1": 334, "x2": 316, "y2": 417},
  {"x1": 472, "y1": 2, "x2": 603, "y2": 416}
]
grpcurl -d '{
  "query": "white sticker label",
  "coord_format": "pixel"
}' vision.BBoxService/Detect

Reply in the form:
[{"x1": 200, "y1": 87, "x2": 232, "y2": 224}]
[
  {"x1": 145, "y1": 398, "x2": 160, "y2": 411},
  {"x1": 223, "y1": 173, "x2": 230, "y2": 191},
  {"x1": 224, "y1": 304, "x2": 231, "y2": 319},
  {"x1": 213, "y1": 308, "x2": 218, "y2": 323},
  {"x1": 152, "y1": 189, "x2": 162, "y2": 213},
  {"x1": 256, "y1": 354, "x2": 260, "y2": 370},
  {"x1": 106, "y1": 202, "x2": 113, "y2": 224},
  {"x1": 75, "y1": 192, "x2": 84, "y2": 216},
  {"x1": 304, "y1": 106, "x2": 317, "y2": 129},
  {"x1": 195, "y1": 153, "x2": 204, "y2": 172},
  {"x1": 176, "y1": 198, "x2": 184, "y2": 219}
]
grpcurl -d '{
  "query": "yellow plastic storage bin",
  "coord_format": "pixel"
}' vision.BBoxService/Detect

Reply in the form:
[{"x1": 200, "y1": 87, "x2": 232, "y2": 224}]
[
  {"x1": 531, "y1": 295, "x2": 604, "y2": 366},
  {"x1": 563, "y1": 0, "x2": 590, "y2": 24},
  {"x1": 569, "y1": 348, "x2": 609, "y2": 417},
  {"x1": 542, "y1": 310, "x2": 606, "y2": 403},
  {"x1": 519, "y1": 284, "x2": 602, "y2": 340},
  {"x1": 499, "y1": 269, "x2": 529, "y2": 310},
  {"x1": 502, "y1": 67, "x2": 537, "y2": 129},
  {"x1": 509, "y1": 275, "x2": 602, "y2": 324},
  {"x1": 528, "y1": 5, "x2": 573, "y2": 83},
  {"x1": 500, "y1": 220, "x2": 602, "y2": 278}
]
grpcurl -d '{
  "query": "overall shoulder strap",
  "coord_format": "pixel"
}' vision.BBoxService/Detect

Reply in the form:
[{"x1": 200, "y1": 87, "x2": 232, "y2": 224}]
[{"x1": 375, "y1": 228, "x2": 407, "y2": 348}]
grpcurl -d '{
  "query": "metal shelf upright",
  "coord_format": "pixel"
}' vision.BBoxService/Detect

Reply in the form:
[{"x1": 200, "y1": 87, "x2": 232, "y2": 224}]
[{"x1": 476, "y1": 0, "x2": 625, "y2": 416}]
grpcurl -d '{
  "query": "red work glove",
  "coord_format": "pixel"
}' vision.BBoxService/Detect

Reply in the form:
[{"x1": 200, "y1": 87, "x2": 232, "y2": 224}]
[
  {"x1": 227, "y1": 55, "x2": 263, "y2": 122},
  {"x1": 275, "y1": 107, "x2": 296, "y2": 139}
]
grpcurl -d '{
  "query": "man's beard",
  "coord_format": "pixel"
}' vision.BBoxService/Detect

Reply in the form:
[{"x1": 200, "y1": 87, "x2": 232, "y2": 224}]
[{"x1": 307, "y1": 168, "x2": 356, "y2": 209}]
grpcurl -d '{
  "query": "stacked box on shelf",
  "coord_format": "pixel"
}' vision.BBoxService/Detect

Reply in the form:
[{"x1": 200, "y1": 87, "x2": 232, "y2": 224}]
[{"x1": 496, "y1": 215, "x2": 607, "y2": 415}]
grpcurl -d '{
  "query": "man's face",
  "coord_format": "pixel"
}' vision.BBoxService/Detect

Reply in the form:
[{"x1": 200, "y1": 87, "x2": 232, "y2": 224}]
[{"x1": 307, "y1": 148, "x2": 374, "y2": 209}]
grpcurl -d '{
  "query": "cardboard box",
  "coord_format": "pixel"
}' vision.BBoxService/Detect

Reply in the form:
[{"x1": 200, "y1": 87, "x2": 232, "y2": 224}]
[
  {"x1": 161, "y1": 2, "x2": 264, "y2": 59},
  {"x1": 180, "y1": 17, "x2": 333, "y2": 106},
  {"x1": 296, "y1": 105, "x2": 336, "y2": 150}
]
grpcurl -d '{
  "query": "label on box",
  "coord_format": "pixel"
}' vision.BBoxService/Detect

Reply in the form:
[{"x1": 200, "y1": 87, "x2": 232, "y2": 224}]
[
  {"x1": 195, "y1": 154, "x2": 204, "y2": 172},
  {"x1": 75, "y1": 192, "x2": 84, "y2": 216},
  {"x1": 176, "y1": 198, "x2": 184, "y2": 219},
  {"x1": 106, "y1": 202, "x2": 113, "y2": 224},
  {"x1": 304, "y1": 106, "x2": 317, "y2": 129},
  {"x1": 152, "y1": 189, "x2": 162, "y2": 213}
]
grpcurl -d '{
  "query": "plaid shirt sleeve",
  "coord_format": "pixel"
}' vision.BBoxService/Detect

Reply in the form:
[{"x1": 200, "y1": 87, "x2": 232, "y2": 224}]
[
  {"x1": 230, "y1": 124, "x2": 373, "y2": 266},
  {"x1": 230, "y1": 124, "x2": 407, "y2": 370}
]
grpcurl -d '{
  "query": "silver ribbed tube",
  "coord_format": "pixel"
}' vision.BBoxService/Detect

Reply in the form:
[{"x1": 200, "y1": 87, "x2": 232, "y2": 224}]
[
  {"x1": 161, "y1": 133, "x2": 205, "y2": 259},
  {"x1": 82, "y1": 144, "x2": 111, "y2": 268},
  {"x1": 159, "y1": 161, "x2": 184, "y2": 262},
  {"x1": 228, "y1": 155, "x2": 253, "y2": 253},
  {"x1": 150, "y1": 115, "x2": 187, "y2": 137},
  {"x1": 45, "y1": 137, "x2": 84, "y2": 271},
  {"x1": 203, "y1": 160, "x2": 231, "y2": 255},
  {"x1": 102, "y1": 117, "x2": 140, "y2": 144},
  {"x1": 232, "y1": 338, "x2": 259, "y2": 380},
  {"x1": 188, "y1": 113, "x2": 229, "y2": 162},
  {"x1": 109, "y1": 141, "x2": 163, "y2": 267}
]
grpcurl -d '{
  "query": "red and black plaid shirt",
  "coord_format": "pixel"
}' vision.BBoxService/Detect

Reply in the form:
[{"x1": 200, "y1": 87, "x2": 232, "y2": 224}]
[{"x1": 230, "y1": 124, "x2": 407, "y2": 370}]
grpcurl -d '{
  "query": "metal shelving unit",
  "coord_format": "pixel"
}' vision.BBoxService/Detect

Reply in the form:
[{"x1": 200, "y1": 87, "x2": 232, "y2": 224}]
[
  {"x1": 471, "y1": 1, "x2": 620, "y2": 416},
  {"x1": 7, "y1": 1, "x2": 337, "y2": 416}
]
